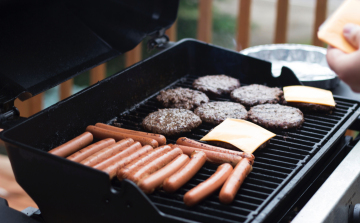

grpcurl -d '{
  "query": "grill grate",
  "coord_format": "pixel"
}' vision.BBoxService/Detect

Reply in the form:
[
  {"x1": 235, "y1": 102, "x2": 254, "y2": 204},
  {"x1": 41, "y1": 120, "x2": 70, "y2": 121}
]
[{"x1": 113, "y1": 75, "x2": 358, "y2": 223}]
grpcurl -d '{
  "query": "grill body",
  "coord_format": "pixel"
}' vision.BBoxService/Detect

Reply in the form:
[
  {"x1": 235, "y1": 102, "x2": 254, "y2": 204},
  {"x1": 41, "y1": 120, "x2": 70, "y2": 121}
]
[{"x1": 1, "y1": 39, "x2": 359, "y2": 223}]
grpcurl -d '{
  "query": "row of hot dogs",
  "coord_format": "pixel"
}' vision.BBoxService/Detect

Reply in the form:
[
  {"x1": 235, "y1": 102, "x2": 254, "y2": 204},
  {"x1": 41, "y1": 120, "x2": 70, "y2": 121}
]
[{"x1": 48, "y1": 123, "x2": 255, "y2": 206}]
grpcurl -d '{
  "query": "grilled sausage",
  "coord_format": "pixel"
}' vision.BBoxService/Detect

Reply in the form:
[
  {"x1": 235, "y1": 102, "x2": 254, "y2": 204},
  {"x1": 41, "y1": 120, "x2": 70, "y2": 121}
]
[
  {"x1": 49, "y1": 132, "x2": 93, "y2": 157},
  {"x1": 117, "y1": 145, "x2": 172, "y2": 181},
  {"x1": 219, "y1": 158, "x2": 252, "y2": 204},
  {"x1": 163, "y1": 151, "x2": 206, "y2": 193},
  {"x1": 127, "y1": 147, "x2": 183, "y2": 184},
  {"x1": 93, "y1": 142, "x2": 142, "y2": 170},
  {"x1": 104, "y1": 145, "x2": 153, "y2": 179},
  {"x1": 169, "y1": 144, "x2": 242, "y2": 167},
  {"x1": 139, "y1": 154, "x2": 190, "y2": 194},
  {"x1": 80, "y1": 138, "x2": 134, "y2": 166},
  {"x1": 176, "y1": 137, "x2": 255, "y2": 163},
  {"x1": 86, "y1": 125, "x2": 158, "y2": 148},
  {"x1": 66, "y1": 138, "x2": 115, "y2": 162},
  {"x1": 95, "y1": 123, "x2": 166, "y2": 146},
  {"x1": 183, "y1": 163, "x2": 233, "y2": 207}
]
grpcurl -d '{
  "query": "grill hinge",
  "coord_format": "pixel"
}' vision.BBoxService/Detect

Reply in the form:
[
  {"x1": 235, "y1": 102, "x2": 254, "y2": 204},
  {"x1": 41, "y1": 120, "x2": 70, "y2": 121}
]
[
  {"x1": 147, "y1": 28, "x2": 170, "y2": 50},
  {"x1": 0, "y1": 106, "x2": 20, "y2": 128}
]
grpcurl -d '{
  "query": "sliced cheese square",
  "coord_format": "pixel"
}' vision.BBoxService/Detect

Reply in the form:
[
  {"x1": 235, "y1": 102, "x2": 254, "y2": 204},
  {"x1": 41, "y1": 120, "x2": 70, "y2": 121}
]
[
  {"x1": 317, "y1": 0, "x2": 360, "y2": 53},
  {"x1": 283, "y1": 85, "x2": 336, "y2": 107},
  {"x1": 201, "y1": 118, "x2": 276, "y2": 154}
]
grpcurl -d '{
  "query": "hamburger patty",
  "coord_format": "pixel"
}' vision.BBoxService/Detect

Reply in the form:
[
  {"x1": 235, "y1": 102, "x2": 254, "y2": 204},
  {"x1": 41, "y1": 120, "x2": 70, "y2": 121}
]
[
  {"x1": 284, "y1": 101, "x2": 335, "y2": 113},
  {"x1": 248, "y1": 104, "x2": 304, "y2": 129},
  {"x1": 142, "y1": 108, "x2": 202, "y2": 136},
  {"x1": 194, "y1": 101, "x2": 248, "y2": 125},
  {"x1": 231, "y1": 84, "x2": 284, "y2": 107},
  {"x1": 192, "y1": 75, "x2": 240, "y2": 96},
  {"x1": 156, "y1": 87, "x2": 209, "y2": 110}
]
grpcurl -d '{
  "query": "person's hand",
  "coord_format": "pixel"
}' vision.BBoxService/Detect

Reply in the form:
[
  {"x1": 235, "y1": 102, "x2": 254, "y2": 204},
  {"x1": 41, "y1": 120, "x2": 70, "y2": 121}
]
[{"x1": 326, "y1": 23, "x2": 360, "y2": 92}]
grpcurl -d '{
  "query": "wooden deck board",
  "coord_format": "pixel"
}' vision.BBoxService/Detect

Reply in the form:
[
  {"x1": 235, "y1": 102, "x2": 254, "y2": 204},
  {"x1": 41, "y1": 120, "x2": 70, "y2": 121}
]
[{"x1": 0, "y1": 154, "x2": 38, "y2": 211}]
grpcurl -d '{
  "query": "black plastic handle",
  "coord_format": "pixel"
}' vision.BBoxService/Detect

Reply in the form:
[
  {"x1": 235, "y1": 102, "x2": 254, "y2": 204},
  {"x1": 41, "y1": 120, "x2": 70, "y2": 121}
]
[{"x1": 0, "y1": 106, "x2": 25, "y2": 130}]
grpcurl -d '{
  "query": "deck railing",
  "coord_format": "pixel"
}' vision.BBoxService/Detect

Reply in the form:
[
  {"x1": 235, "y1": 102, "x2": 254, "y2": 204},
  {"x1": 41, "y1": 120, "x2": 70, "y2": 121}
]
[{"x1": 15, "y1": 0, "x2": 328, "y2": 118}]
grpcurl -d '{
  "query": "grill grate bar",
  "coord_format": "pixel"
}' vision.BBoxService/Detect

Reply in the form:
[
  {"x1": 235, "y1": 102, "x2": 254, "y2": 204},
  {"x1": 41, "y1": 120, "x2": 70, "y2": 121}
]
[
  {"x1": 303, "y1": 118, "x2": 338, "y2": 127},
  {"x1": 301, "y1": 122, "x2": 332, "y2": 131},
  {"x1": 333, "y1": 107, "x2": 351, "y2": 113},
  {"x1": 152, "y1": 193, "x2": 256, "y2": 215},
  {"x1": 152, "y1": 202, "x2": 246, "y2": 223},
  {"x1": 253, "y1": 161, "x2": 294, "y2": 173},
  {"x1": 231, "y1": 200, "x2": 260, "y2": 209},
  {"x1": 326, "y1": 114, "x2": 346, "y2": 119},
  {"x1": 304, "y1": 114, "x2": 340, "y2": 123},
  {"x1": 293, "y1": 128, "x2": 328, "y2": 137},
  {"x1": 258, "y1": 152, "x2": 302, "y2": 164},
  {"x1": 266, "y1": 146, "x2": 306, "y2": 160},
  {"x1": 268, "y1": 143, "x2": 310, "y2": 155},
  {"x1": 241, "y1": 182, "x2": 275, "y2": 194},
  {"x1": 239, "y1": 188, "x2": 272, "y2": 199},
  {"x1": 254, "y1": 157, "x2": 298, "y2": 169},
  {"x1": 245, "y1": 178, "x2": 281, "y2": 189},
  {"x1": 262, "y1": 148, "x2": 307, "y2": 159},
  {"x1": 332, "y1": 110, "x2": 347, "y2": 115},
  {"x1": 238, "y1": 194, "x2": 265, "y2": 204},
  {"x1": 275, "y1": 132, "x2": 321, "y2": 143},
  {"x1": 250, "y1": 172, "x2": 285, "y2": 183},
  {"x1": 334, "y1": 99, "x2": 356, "y2": 106},
  {"x1": 203, "y1": 201, "x2": 255, "y2": 215},
  {"x1": 333, "y1": 104, "x2": 352, "y2": 110},
  {"x1": 273, "y1": 135, "x2": 315, "y2": 146},
  {"x1": 252, "y1": 166, "x2": 289, "y2": 177},
  {"x1": 269, "y1": 140, "x2": 314, "y2": 150}
]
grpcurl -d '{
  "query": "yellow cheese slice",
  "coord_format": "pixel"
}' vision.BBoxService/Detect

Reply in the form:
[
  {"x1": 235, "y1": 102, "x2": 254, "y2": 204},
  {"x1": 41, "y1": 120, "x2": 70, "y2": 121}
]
[
  {"x1": 200, "y1": 119, "x2": 276, "y2": 154},
  {"x1": 283, "y1": 85, "x2": 336, "y2": 107},
  {"x1": 317, "y1": 0, "x2": 360, "y2": 54}
]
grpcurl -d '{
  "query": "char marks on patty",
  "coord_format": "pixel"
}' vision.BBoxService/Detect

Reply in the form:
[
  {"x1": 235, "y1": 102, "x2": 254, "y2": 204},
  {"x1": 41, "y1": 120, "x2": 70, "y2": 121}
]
[
  {"x1": 142, "y1": 108, "x2": 202, "y2": 136},
  {"x1": 194, "y1": 102, "x2": 248, "y2": 125},
  {"x1": 192, "y1": 75, "x2": 240, "y2": 96},
  {"x1": 248, "y1": 104, "x2": 304, "y2": 129},
  {"x1": 156, "y1": 87, "x2": 209, "y2": 110},
  {"x1": 231, "y1": 84, "x2": 284, "y2": 107}
]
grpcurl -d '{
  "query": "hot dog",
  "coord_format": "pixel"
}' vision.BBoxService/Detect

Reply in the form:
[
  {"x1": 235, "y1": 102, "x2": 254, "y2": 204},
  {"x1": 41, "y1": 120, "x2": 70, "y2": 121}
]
[
  {"x1": 103, "y1": 145, "x2": 153, "y2": 179},
  {"x1": 183, "y1": 163, "x2": 233, "y2": 207},
  {"x1": 169, "y1": 144, "x2": 242, "y2": 167},
  {"x1": 95, "y1": 123, "x2": 166, "y2": 146},
  {"x1": 163, "y1": 150, "x2": 206, "y2": 193},
  {"x1": 49, "y1": 132, "x2": 93, "y2": 157},
  {"x1": 219, "y1": 158, "x2": 252, "y2": 204},
  {"x1": 93, "y1": 142, "x2": 142, "y2": 170},
  {"x1": 127, "y1": 147, "x2": 183, "y2": 184},
  {"x1": 117, "y1": 145, "x2": 172, "y2": 181},
  {"x1": 86, "y1": 125, "x2": 158, "y2": 148},
  {"x1": 176, "y1": 137, "x2": 255, "y2": 163},
  {"x1": 80, "y1": 138, "x2": 134, "y2": 166},
  {"x1": 66, "y1": 138, "x2": 115, "y2": 162},
  {"x1": 139, "y1": 154, "x2": 190, "y2": 194}
]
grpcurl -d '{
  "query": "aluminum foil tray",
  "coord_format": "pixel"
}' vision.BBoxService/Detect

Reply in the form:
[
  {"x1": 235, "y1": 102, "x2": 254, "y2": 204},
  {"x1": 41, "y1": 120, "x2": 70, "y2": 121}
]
[{"x1": 241, "y1": 44, "x2": 340, "y2": 89}]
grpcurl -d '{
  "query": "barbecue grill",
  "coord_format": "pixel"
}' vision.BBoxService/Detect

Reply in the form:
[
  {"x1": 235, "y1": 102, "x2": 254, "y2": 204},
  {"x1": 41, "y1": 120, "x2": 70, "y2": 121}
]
[{"x1": 1, "y1": 1, "x2": 360, "y2": 222}]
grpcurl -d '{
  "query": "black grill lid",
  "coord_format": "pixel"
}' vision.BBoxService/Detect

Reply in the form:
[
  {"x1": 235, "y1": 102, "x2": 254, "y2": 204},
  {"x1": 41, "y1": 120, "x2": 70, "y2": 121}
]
[{"x1": 0, "y1": 0, "x2": 179, "y2": 108}]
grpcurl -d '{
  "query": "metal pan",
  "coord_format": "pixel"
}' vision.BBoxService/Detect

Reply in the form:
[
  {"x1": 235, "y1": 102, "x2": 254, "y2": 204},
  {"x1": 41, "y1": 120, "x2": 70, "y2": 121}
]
[{"x1": 241, "y1": 44, "x2": 340, "y2": 90}]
